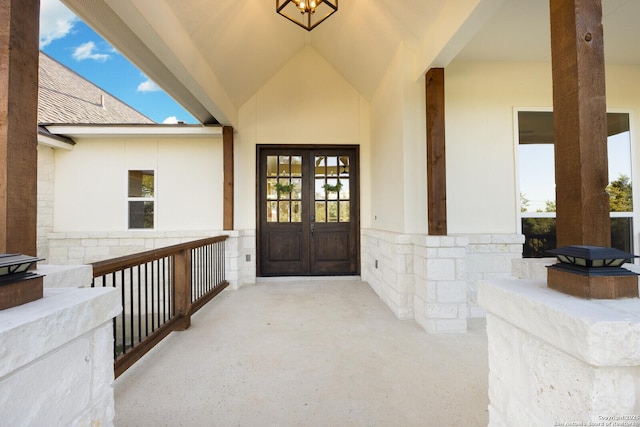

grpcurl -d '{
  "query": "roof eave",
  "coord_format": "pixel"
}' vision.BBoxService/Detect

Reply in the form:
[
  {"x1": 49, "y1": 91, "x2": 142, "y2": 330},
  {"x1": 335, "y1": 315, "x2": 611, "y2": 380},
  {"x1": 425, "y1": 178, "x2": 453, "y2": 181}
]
[{"x1": 43, "y1": 123, "x2": 224, "y2": 138}]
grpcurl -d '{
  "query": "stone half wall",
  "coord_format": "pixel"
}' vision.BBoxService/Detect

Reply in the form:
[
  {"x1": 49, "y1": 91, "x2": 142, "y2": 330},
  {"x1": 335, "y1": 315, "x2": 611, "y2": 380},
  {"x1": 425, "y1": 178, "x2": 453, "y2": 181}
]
[
  {"x1": 479, "y1": 278, "x2": 640, "y2": 425},
  {"x1": 361, "y1": 229, "x2": 524, "y2": 333},
  {"x1": 0, "y1": 269, "x2": 121, "y2": 426},
  {"x1": 44, "y1": 230, "x2": 256, "y2": 290}
]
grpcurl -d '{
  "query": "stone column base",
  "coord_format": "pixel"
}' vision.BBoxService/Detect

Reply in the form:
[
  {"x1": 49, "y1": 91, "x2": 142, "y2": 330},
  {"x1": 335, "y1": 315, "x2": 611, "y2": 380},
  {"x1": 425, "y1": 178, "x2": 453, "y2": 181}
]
[{"x1": 479, "y1": 278, "x2": 640, "y2": 425}]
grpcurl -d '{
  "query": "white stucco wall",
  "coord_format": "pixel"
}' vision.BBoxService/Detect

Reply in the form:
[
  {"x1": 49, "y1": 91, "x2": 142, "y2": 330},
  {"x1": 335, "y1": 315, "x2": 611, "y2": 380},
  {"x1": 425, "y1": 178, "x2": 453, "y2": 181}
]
[
  {"x1": 234, "y1": 46, "x2": 371, "y2": 230},
  {"x1": 445, "y1": 61, "x2": 553, "y2": 234},
  {"x1": 37, "y1": 145, "x2": 55, "y2": 260},
  {"x1": 369, "y1": 43, "x2": 428, "y2": 235},
  {"x1": 444, "y1": 61, "x2": 640, "y2": 236},
  {"x1": 53, "y1": 136, "x2": 223, "y2": 232}
]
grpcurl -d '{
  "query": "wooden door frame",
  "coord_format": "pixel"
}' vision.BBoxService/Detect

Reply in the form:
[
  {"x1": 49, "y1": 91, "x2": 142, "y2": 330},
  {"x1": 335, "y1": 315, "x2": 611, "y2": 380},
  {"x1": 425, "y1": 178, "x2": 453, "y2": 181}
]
[{"x1": 256, "y1": 144, "x2": 361, "y2": 277}]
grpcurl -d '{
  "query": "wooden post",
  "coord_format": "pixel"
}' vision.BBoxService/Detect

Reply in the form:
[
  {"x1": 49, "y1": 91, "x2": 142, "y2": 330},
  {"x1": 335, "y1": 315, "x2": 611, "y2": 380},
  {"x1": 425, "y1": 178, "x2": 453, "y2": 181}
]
[
  {"x1": 174, "y1": 249, "x2": 192, "y2": 330},
  {"x1": 550, "y1": 0, "x2": 610, "y2": 248},
  {"x1": 223, "y1": 126, "x2": 234, "y2": 230},
  {"x1": 0, "y1": 0, "x2": 40, "y2": 255},
  {"x1": 426, "y1": 68, "x2": 447, "y2": 235}
]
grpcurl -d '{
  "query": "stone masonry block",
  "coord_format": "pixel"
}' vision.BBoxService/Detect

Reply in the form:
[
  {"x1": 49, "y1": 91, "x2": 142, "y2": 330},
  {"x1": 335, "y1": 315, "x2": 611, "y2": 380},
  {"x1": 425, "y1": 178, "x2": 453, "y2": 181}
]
[
  {"x1": 90, "y1": 323, "x2": 115, "y2": 402},
  {"x1": 393, "y1": 253, "x2": 413, "y2": 274},
  {"x1": 486, "y1": 315, "x2": 525, "y2": 392},
  {"x1": 381, "y1": 268, "x2": 397, "y2": 286},
  {"x1": 426, "y1": 303, "x2": 459, "y2": 319},
  {"x1": 436, "y1": 281, "x2": 467, "y2": 303},
  {"x1": 465, "y1": 234, "x2": 492, "y2": 244},
  {"x1": 426, "y1": 282, "x2": 437, "y2": 302},
  {"x1": 458, "y1": 303, "x2": 469, "y2": 318},
  {"x1": 393, "y1": 243, "x2": 413, "y2": 255},
  {"x1": 49, "y1": 238, "x2": 82, "y2": 248},
  {"x1": 492, "y1": 234, "x2": 525, "y2": 244},
  {"x1": 81, "y1": 239, "x2": 99, "y2": 247},
  {"x1": 48, "y1": 247, "x2": 68, "y2": 258},
  {"x1": 413, "y1": 245, "x2": 428, "y2": 259},
  {"x1": 454, "y1": 236, "x2": 469, "y2": 247},
  {"x1": 84, "y1": 246, "x2": 110, "y2": 262},
  {"x1": 98, "y1": 239, "x2": 118, "y2": 247},
  {"x1": 424, "y1": 236, "x2": 445, "y2": 247},
  {"x1": 426, "y1": 259, "x2": 456, "y2": 281},
  {"x1": 68, "y1": 247, "x2": 86, "y2": 260},
  {"x1": 487, "y1": 374, "x2": 509, "y2": 424},
  {"x1": 510, "y1": 245, "x2": 525, "y2": 253},
  {"x1": 413, "y1": 278, "x2": 429, "y2": 301},
  {"x1": 437, "y1": 247, "x2": 466, "y2": 259},
  {"x1": 467, "y1": 244, "x2": 494, "y2": 254},
  {"x1": 384, "y1": 285, "x2": 413, "y2": 312},
  {"x1": 467, "y1": 254, "x2": 510, "y2": 274},
  {"x1": 424, "y1": 248, "x2": 439, "y2": 258},
  {"x1": 413, "y1": 256, "x2": 425, "y2": 279},
  {"x1": 469, "y1": 306, "x2": 486, "y2": 318},
  {"x1": 119, "y1": 238, "x2": 146, "y2": 247},
  {"x1": 455, "y1": 259, "x2": 466, "y2": 279}
]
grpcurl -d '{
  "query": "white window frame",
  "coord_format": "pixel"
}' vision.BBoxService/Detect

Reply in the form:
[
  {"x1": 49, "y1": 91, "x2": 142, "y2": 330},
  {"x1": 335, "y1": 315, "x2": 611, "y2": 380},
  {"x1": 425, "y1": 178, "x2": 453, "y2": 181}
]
[
  {"x1": 127, "y1": 169, "x2": 156, "y2": 230},
  {"x1": 514, "y1": 107, "x2": 637, "y2": 257}
]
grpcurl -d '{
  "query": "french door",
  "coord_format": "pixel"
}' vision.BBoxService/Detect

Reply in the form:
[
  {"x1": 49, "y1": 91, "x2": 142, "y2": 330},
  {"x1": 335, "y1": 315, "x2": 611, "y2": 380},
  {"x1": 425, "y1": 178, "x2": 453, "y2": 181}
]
[{"x1": 257, "y1": 146, "x2": 360, "y2": 276}]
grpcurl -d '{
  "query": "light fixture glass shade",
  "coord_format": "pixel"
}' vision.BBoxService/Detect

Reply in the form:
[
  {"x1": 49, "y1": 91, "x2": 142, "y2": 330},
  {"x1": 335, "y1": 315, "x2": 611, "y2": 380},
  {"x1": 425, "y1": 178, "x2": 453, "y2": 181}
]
[{"x1": 276, "y1": 0, "x2": 338, "y2": 31}]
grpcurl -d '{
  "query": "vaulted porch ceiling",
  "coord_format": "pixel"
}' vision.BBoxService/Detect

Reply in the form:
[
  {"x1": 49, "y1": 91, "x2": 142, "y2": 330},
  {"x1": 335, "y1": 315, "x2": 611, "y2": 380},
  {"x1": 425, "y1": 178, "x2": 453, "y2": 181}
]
[{"x1": 61, "y1": 0, "x2": 640, "y2": 127}]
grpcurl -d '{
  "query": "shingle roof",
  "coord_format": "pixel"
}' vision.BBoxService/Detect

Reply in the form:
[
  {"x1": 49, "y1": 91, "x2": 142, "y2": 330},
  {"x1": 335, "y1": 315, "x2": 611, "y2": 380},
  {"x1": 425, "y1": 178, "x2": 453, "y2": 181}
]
[{"x1": 38, "y1": 51, "x2": 155, "y2": 125}]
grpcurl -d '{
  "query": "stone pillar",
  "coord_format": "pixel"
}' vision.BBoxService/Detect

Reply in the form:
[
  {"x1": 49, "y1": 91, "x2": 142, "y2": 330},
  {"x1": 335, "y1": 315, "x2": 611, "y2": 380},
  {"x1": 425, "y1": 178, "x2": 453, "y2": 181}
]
[
  {"x1": 0, "y1": 282, "x2": 121, "y2": 425},
  {"x1": 479, "y1": 278, "x2": 640, "y2": 425},
  {"x1": 413, "y1": 235, "x2": 469, "y2": 333}
]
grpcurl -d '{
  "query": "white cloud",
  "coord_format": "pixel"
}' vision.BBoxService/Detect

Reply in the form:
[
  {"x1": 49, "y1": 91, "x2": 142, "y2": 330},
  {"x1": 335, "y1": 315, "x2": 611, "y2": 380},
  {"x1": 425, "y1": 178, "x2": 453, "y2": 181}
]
[
  {"x1": 137, "y1": 78, "x2": 161, "y2": 93},
  {"x1": 39, "y1": 0, "x2": 78, "y2": 48},
  {"x1": 163, "y1": 116, "x2": 179, "y2": 124},
  {"x1": 72, "y1": 41, "x2": 110, "y2": 62}
]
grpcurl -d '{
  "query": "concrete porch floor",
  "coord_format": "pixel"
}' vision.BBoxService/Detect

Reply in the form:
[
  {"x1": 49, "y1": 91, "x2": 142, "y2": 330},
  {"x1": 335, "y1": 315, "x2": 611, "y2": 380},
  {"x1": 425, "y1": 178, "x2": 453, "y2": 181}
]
[{"x1": 114, "y1": 280, "x2": 489, "y2": 426}]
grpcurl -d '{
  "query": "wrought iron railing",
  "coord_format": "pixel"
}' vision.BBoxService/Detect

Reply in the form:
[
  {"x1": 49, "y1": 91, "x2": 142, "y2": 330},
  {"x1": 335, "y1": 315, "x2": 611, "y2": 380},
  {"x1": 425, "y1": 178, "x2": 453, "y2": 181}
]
[{"x1": 91, "y1": 236, "x2": 228, "y2": 377}]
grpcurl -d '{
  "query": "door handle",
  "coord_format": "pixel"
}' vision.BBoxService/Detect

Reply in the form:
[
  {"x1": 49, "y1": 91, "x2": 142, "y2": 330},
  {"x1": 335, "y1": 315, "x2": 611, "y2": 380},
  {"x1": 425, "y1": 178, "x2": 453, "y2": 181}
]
[{"x1": 311, "y1": 222, "x2": 315, "y2": 238}]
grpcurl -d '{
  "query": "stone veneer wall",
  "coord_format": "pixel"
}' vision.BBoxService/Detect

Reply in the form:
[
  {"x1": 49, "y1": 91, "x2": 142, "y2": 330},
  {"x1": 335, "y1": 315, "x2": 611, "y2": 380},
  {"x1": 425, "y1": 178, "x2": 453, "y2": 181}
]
[
  {"x1": 361, "y1": 229, "x2": 416, "y2": 319},
  {"x1": 465, "y1": 234, "x2": 525, "y2": 317},
  {"x1": 413, "y1": 235, "x2": 469, "y2": 333},
  {"x1": 44, "y1": 230, "x2": 256, "y2": 290},
  {"x1": 361, "y1": 229, "x2": 523, "y2": 333},
  {"x1": 479, "y1": 278, "x2": 640, "y2": 425},
  {"x1": 0, "y1": 267, "x2": 120, "y2": 426}
]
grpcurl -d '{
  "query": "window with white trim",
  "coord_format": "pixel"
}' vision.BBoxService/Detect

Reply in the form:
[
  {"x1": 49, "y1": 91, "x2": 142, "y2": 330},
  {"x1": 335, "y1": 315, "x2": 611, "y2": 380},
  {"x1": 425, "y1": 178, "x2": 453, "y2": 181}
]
[
  {"x1": 128, "y1": 170, "x2": 155, "y2": 229},
  {"x1": 517, "y1": 111, "x2": 634, "y2": 257}
]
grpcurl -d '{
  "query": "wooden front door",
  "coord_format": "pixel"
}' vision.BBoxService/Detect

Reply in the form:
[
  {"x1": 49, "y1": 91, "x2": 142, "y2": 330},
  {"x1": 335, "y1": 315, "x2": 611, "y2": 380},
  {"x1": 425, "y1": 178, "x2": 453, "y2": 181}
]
[{"x1": 257, "y1": 146, "x2": 360, "y2": 276}]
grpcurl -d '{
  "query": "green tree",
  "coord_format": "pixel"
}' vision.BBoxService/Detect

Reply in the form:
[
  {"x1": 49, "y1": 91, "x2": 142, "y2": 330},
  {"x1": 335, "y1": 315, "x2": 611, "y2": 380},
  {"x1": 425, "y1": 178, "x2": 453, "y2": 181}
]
[
  {"x1": 607, "y1": 174, "x2": 633, "y2": 212},
  {"x1": 520, "y1": 193, "x2": 530, "y2": 212},
  {"x1": 544, "y1": 200, "x2": 556, "y2": 212}
]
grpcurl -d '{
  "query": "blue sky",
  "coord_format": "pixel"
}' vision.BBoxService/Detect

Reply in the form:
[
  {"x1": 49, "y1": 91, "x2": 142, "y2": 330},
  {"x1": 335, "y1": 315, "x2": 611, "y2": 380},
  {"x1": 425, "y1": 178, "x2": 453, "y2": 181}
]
[{"x1": 39, "y1": 0, "x2": 197, "y2": 124}]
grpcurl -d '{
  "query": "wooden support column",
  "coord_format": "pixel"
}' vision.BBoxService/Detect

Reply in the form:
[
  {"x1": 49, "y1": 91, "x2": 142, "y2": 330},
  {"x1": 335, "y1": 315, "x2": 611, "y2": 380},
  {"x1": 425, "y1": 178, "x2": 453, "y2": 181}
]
[
  {"x1": 426, "y1": 68, "x2": 447, "y2": 235},
  {"x1": 0, "y1": 0, "x2": 40, "y2": 255},
  {"x1": 174, "y1": 249, "x2": 192, "y2": 330},
  {"x1": 550, "y1": 0, "x2": 610, "y2": 248},
  {"x1": 223, "y1": 126, "x2": 234, "y2": 230}
]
